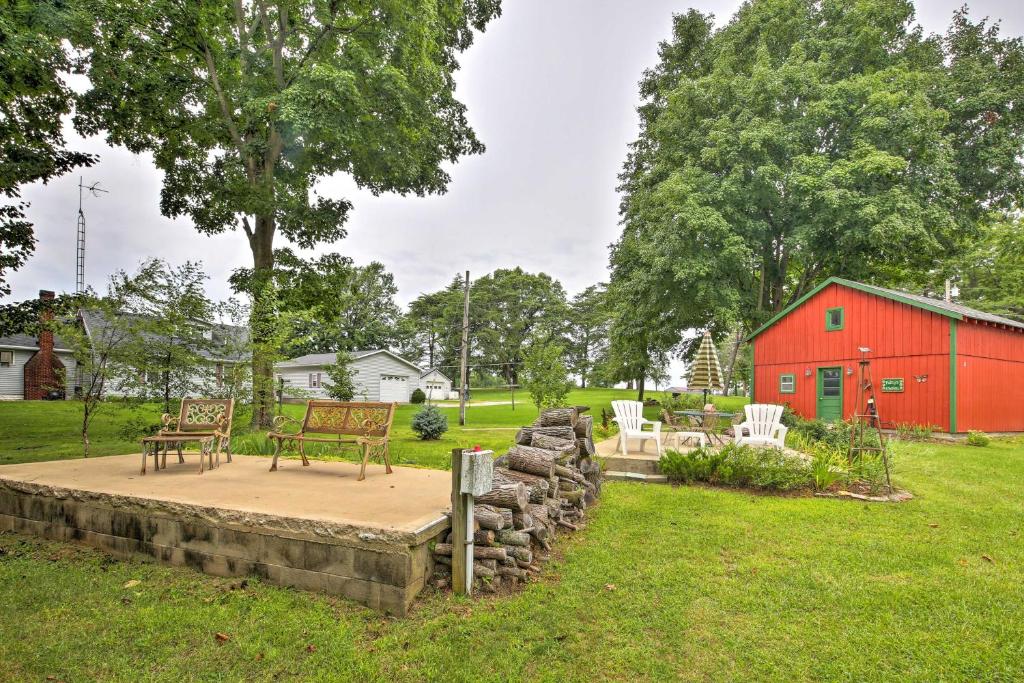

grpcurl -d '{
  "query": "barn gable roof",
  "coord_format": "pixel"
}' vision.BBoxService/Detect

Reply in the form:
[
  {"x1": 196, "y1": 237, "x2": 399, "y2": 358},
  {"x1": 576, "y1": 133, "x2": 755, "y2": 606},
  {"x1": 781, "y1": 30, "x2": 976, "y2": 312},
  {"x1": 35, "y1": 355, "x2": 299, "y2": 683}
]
[{"x1": 748, "y1": 277, "x2": 1024, "y2": 341}]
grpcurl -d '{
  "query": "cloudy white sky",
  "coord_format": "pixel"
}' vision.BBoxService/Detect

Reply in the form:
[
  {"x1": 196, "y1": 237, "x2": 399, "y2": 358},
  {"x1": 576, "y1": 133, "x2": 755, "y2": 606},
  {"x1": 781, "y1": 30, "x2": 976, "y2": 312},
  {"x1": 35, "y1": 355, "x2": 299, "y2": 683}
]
[{"x1": 8, "y1": 0, "x2": 1022, "y2": 381}]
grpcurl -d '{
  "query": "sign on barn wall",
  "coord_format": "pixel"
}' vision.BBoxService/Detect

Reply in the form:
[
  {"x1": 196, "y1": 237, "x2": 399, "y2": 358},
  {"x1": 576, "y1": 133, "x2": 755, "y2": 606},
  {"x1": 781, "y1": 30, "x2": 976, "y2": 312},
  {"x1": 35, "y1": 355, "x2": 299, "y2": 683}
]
[{"x1": 881, "y1": 378, "x2": 905, "y2": 393}]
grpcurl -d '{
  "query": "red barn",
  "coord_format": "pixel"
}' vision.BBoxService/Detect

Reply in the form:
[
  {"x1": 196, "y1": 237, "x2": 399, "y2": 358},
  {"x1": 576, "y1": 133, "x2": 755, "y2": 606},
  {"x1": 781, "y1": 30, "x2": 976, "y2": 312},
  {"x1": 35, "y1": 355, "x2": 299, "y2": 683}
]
[{"x1": 748, "y1": 277, "x2": 1024, "y2": 434}]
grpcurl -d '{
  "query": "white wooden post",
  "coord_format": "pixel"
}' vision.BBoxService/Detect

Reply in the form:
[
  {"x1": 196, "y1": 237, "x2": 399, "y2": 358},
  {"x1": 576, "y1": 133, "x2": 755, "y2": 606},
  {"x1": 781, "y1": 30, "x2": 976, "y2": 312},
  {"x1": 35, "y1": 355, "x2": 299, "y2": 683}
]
[{"x1": 451, "y1": 447, "x2": 493, "y2": 596}]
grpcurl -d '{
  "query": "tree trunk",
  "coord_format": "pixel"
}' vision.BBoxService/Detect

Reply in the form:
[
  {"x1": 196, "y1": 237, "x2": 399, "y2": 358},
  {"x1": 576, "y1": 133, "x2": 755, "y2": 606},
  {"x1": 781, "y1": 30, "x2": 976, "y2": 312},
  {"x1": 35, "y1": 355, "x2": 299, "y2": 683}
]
[
  {"x1": 249, "y1": 215, "x2": 277, "y2": 428},
  {"x1": 81, "y1": 411, "x2": 90, "y2": 457},
  {"x1": 637, "y1": 377, "x2": 646, "y2": 402},
  {"x1": 723, "y1": 327, "x2": 742, "y2": 397}
]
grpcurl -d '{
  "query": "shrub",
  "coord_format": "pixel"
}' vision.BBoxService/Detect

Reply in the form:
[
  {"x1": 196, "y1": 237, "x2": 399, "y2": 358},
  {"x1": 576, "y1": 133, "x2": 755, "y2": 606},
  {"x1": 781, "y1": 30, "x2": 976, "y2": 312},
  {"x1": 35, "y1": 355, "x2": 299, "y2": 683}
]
[
  {"x1": 966, "y1": 430, "x2": 990, "y2": 447},
  {"x1": 323, "y1": 352, "x2": 356, "y2": 401},
  {"x1": 521, "y1": 341, "x2": 571, "y2": 411},
  {"x1": 659, "y1": 444, "x2": 811, "y2": 491},
  {"x1": 809, "y1": 443, "x2": 847, "y2": 491},
  {"x1": 410, "y1": 387, "x2": 426, "y2": 404},
  {"x1": 411, "y1": 405, "x2": 448, "y2": 440},
  {"x1": 895, "y1": 423, "x2": 935, "y2": 442}
]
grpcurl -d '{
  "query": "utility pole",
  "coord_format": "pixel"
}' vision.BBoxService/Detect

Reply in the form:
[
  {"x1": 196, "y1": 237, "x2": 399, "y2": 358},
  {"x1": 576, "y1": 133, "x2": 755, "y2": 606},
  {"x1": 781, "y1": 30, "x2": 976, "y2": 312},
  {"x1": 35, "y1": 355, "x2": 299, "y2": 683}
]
[{"x1": 459, "y1": 270, "x2": 470, "y2": 426}]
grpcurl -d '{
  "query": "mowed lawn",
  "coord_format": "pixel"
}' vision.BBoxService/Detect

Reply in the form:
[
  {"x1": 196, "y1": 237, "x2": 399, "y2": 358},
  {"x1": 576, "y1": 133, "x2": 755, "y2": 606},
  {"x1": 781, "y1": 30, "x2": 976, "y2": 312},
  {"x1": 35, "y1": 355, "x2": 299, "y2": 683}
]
[
  {"x1": 1, "y1": 395, "x2": 1023, "y2": 680},
  {"x1": 0, "y1": 388, "x2": 749, "y2": 468}
]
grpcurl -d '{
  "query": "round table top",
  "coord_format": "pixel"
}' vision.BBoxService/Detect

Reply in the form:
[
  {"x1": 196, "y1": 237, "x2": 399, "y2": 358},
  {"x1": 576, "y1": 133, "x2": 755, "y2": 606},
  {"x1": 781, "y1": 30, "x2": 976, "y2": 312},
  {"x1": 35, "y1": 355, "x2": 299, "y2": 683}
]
[{"x1": 674, "y1": 410, "x2": 736, "y2": 418}]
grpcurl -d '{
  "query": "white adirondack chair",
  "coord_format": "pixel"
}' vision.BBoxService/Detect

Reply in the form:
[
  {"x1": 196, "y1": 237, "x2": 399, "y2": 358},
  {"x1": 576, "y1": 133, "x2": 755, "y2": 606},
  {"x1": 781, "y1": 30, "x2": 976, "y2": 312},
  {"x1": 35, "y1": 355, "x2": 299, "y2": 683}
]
[
  {"x1": 734, "y1": 404, "x2": 788, "y2": 449},
  {"x1": 611, "y1": 400, "x2": 662, "y2": 456}
]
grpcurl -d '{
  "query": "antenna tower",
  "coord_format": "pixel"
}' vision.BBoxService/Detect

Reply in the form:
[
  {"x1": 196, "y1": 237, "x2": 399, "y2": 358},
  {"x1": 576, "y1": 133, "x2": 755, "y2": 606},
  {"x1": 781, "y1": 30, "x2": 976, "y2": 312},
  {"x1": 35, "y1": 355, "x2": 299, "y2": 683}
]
[{"x1": 76, "y1": 177, "x2": 108, "y2": 293}]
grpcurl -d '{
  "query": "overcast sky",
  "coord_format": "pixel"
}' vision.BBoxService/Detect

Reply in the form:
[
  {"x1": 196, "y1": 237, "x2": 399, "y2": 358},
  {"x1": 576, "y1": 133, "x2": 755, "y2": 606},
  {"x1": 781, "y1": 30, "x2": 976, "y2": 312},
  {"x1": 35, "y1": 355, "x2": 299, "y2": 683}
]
[{"x1": 9, "y1": 0, "x2": 1022, "y2": 381}]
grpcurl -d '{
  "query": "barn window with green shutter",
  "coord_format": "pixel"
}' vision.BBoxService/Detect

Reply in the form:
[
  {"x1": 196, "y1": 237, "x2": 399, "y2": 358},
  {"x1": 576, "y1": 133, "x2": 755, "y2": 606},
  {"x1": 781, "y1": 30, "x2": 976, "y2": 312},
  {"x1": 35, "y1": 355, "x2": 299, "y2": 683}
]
[
  {"x1": 779, "y1": 374, "x2": 795, "y2": 394},
  {"x1": 826, "y1": 307, "x2": 844, "y2": 331}
]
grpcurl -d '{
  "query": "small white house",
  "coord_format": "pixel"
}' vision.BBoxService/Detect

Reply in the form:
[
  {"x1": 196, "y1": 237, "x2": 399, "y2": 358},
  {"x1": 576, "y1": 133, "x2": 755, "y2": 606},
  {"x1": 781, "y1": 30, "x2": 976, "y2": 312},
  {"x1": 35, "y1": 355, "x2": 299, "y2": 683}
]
[{"x1": 274, "y1": 350, "x2": 451, "y2": 403}]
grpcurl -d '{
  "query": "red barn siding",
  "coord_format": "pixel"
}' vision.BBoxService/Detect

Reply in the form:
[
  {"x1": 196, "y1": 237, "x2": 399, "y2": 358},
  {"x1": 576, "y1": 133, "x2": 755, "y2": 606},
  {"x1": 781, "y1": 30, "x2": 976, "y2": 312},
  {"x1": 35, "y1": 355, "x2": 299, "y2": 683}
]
[
  {"x1": 754, "y1": 284, "x2": 951, "y2": 431},
  {"x1": 956, "y1": 320, "x2": 1024, "y2": 432}
]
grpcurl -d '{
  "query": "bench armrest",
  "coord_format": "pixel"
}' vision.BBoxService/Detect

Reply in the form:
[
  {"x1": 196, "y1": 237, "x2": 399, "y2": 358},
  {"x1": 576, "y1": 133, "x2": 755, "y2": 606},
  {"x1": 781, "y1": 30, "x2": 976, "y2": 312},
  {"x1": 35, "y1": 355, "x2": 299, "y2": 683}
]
[{"x1": 271, "y1": 415, "x2": 301, "y2": 433}]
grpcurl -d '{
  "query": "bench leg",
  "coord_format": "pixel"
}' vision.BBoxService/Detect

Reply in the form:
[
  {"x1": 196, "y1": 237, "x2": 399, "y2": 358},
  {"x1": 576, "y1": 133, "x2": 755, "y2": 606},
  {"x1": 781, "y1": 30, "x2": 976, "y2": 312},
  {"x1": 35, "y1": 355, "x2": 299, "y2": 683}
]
[
  {"x1": 383, "y1": 442, "x2": 393, "y2": 475},
  {"x1": 141, "y1": 443, "x2": 148, "y2": 475},
  {"x1": 270, "y1": 439, "x2": 280, "y2": 471},
  {"x1": 223, "y1": 437, "x2": 232, "y2": 463},
  {"x1": 358, "y1": 442, "x2": 370, "y2": 481},
  {"x1": 299, "y1": 441, "x2": 310, "y2": 467},
  {"x1": 176, "y1": 444, "x2": 184, "y2": 464}
]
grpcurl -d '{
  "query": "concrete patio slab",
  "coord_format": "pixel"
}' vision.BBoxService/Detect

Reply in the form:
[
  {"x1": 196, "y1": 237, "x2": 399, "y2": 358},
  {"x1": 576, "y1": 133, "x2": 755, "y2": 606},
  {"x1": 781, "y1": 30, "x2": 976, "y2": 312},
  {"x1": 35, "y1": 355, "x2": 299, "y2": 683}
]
[{"x1": 0, "y1": 454, "x2": 452, "y2": 614}]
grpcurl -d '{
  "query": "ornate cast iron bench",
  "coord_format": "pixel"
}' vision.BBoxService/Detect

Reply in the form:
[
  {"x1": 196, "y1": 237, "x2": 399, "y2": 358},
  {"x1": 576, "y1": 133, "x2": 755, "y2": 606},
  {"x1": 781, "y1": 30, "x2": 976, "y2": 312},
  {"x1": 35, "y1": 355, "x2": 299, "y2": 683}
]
[
  {"x1": 141, "y1": 398, "x2": 234, "y2": 474},
  {"x1": 266, "y1": 400, "x2": 396, "y2": 481}
]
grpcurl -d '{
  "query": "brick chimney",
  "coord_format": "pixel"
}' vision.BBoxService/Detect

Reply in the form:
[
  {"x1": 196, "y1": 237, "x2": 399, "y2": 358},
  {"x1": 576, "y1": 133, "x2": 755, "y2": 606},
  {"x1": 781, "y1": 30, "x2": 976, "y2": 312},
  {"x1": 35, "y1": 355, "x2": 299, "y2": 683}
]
[{"x1": 23, "y1": 290, "x2": 66, "y2": 400}]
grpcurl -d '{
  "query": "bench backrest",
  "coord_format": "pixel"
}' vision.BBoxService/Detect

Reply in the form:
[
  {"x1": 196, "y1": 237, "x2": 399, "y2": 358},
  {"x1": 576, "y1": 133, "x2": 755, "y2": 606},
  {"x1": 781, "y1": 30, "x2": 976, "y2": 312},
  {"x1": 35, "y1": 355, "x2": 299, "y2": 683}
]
[
  {"x1": 301, "y1": 400, "x2": 396, "y2": 438},
  {"x1": 744, "y1": 404, "x2": 783, "y2": 437},
  {"x1": 178, "y1": 398, "x2": 234, "y2": 434},
  {"x1": 612, "y1": 400, "x2": 646, "y2": 432}
]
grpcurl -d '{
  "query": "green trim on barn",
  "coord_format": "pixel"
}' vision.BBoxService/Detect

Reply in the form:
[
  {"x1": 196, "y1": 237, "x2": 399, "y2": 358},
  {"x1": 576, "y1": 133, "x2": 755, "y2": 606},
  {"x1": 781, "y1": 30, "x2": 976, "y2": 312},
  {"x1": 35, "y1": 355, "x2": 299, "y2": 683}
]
[
  {"x1": 949, "y1": 319, "x2": 958, "y2": 434},
  {"x1": 748, "y1": 341, "x2": 755, "y2": 400},
  {"x1": 747, "y1": 277, "x2": 963, "y2": 342}
]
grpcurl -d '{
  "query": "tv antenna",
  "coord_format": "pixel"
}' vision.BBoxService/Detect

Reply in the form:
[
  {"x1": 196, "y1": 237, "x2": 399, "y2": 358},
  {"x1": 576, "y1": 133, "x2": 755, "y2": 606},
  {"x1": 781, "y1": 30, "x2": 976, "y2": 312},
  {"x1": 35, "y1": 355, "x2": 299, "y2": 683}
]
[{"x1": 76, "y1": 177, "x2": 108, "y2": 293}]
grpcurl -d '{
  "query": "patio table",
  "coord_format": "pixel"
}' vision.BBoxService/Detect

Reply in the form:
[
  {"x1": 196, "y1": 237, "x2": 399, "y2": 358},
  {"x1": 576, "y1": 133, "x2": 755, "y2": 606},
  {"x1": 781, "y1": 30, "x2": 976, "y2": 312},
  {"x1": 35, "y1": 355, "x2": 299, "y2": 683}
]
[
  {"x1": 141, "y1": 434, "x2": 217, "y2": 475},
  {"x1": 674, "y1": 410, "x2": 736, "y2": 446}
]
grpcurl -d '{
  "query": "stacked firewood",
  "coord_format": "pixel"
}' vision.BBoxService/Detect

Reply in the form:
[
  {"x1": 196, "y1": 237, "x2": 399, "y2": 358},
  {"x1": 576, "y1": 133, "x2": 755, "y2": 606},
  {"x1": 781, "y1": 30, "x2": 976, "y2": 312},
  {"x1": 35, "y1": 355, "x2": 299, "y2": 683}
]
[{"x1": 432, "y1": 406, "x2": 601, "y2": 593}]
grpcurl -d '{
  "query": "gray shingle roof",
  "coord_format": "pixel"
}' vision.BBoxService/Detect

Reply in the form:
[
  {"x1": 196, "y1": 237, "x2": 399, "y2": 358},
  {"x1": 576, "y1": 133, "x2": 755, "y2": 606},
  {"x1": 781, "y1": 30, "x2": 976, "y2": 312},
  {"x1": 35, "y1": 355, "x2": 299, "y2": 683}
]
[
  {"x1": 0, "y1": 332, "x2": 74, "y2": 351},
  {"x1": 276, "y1": 349, "x2": 423, "y2": 371},
  {"x1": 863, "y1": 283, "x2": 1024, "y2": 331}
]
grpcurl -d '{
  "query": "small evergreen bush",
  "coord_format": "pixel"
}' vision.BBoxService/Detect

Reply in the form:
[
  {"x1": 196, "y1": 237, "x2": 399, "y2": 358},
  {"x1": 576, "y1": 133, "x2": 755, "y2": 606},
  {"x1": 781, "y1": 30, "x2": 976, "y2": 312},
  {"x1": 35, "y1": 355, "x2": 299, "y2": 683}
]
[
  {"x1": 411, "y1": 405, "x2": 448, "y2": 440},
  {"x1": 966, "y1": 430, "x2": 990, "y2": 447},
  {"x1": 410, "y1": 387, "x2": 426, "y2": 404}
]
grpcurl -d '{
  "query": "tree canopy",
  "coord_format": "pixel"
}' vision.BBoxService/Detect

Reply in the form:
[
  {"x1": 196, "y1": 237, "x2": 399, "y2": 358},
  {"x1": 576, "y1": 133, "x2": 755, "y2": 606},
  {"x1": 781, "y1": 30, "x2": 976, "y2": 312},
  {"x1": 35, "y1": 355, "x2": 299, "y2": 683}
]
[
  {"x1": 74, "y1": 0, "x2": 501, "y2": 424},
  {"x1": 233, "y1": 248, "x2": 409, "y2": 358},
  {"x1": 610, "y1": 0, "x2": 1024, "y2": 366},
  {"x1": 0, "y1": 0, "x2": 94, "y2": 295}
]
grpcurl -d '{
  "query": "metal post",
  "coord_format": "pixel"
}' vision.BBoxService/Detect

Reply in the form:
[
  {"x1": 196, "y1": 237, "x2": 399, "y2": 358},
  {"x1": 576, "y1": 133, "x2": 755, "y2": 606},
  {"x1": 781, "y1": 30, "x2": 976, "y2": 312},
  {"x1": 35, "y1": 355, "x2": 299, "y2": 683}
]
[{"x1": 458, "y1": 270, "x2": 470, "y2": 427}]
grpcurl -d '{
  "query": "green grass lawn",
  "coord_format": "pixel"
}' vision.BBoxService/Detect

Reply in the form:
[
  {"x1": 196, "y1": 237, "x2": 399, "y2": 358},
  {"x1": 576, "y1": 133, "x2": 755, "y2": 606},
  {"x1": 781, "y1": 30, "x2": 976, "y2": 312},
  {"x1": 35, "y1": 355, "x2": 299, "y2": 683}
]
[
  {"x1": 0, "y1": 388, "x2": 750, "y2": 468},
  {"x1": 2, "y1": 394, "x2": 1022, "y2": 680}
]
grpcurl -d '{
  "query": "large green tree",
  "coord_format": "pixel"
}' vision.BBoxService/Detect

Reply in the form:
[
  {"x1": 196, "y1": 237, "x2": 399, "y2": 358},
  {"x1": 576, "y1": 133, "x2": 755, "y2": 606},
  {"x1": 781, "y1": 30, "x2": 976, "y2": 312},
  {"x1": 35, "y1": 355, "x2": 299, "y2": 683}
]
[
  {"x1": 0, "y1": 0, "x2": 94, "y2": 295},
  {"x1": 233, "y1": 248, "x2": 409, "y2": 357},
  {"x1": 950, "y1": 216, "x2": 1024, "y2": 321},
  {"x1": 468, "y1": 268, "x2": 568, "y2": 386},
  {"x1": 74, "y1": 0, "x2": 501, "y2": 425},
  {"x1": 405, "y1": 268, "x2": 569, "y2": 386},
  {"x1": 611, "y1": 1, "x2": 1024, "y2": 362},
  {"x1": 566, "y1": 284, "x2": 611, "y2": 389}
]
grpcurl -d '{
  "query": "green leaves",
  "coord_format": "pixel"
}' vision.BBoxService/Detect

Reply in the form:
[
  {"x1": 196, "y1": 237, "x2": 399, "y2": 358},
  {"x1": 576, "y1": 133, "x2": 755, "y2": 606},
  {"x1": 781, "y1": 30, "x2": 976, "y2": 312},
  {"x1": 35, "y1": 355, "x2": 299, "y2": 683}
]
[
  {"x1": 0, "y1": 0, "x2": 96, "y2": 294},
  {"x1": 611, "y1": 0, "x2": 1024, "y2": 368}
]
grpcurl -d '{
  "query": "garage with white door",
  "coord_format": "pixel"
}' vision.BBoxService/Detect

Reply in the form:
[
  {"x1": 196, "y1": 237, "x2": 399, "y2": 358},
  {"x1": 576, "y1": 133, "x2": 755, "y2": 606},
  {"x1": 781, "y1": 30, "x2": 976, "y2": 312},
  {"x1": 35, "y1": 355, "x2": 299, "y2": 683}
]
[{"x1": 379, "y1": 374, "x2": 410, "y2": 403}]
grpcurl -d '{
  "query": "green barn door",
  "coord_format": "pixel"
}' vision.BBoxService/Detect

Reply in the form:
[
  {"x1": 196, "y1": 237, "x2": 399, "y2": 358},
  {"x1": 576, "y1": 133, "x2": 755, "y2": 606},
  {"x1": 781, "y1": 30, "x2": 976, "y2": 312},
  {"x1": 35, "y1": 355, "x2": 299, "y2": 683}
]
[{"x1": 816, "y1": 367, "x2": 843, "y2": 422}]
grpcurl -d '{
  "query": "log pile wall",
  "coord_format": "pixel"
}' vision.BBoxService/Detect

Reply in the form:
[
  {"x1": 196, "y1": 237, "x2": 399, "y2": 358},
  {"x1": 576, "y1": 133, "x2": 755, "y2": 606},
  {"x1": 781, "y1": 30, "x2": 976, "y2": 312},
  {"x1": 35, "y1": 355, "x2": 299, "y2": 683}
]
[{"x1": 432, "y1": 407, "x2": 600, "y2": 592}]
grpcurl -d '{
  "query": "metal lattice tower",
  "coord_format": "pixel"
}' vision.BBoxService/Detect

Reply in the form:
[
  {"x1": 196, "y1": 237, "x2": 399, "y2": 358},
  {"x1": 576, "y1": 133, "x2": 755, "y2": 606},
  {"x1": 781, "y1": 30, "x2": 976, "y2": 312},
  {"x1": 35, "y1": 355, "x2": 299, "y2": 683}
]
[{"x1": 76, "y1": 178, "x2": 108, "y2": 293}]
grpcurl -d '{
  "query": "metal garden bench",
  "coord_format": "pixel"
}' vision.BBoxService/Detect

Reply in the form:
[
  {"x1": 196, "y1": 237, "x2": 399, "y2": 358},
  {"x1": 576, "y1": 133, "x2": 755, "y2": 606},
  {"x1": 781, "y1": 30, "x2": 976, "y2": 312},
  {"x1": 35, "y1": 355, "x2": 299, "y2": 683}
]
[{"x1": 266, "y1": 400, "x2": 396, "y2": 481}]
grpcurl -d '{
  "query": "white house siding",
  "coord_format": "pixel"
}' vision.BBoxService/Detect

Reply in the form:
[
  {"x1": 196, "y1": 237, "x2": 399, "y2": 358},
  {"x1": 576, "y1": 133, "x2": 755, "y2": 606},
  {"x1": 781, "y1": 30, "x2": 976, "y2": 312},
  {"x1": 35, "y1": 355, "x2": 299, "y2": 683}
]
[
  {"x1": 276, "y1": 351, "x2": 420, "y2": 402},
  {"x1": 0, "y1": 348, "x2": 77, "y2": 400}
]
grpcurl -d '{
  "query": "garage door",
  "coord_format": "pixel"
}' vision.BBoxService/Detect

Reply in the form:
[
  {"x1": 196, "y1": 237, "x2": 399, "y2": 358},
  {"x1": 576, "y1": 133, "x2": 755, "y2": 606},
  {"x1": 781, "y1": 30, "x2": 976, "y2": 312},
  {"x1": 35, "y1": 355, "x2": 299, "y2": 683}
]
[
  {"x1": 424, "y1": 382, "x2": 445, "y2": 399},
  {"x1": 379, "y1": 375, "x2": 409, "y2": 403}
]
